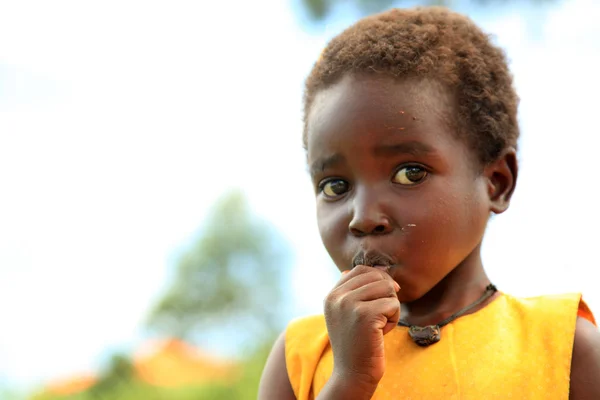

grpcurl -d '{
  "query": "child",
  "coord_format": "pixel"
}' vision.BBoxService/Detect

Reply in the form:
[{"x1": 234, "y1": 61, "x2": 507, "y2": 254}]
[{"x1": 259, "y1": 7, "x2": 600, "y2": 399}]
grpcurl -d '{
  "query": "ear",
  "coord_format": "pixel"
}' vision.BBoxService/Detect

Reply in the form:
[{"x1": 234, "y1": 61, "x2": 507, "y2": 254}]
[{"x1": 484, "y1": 147, "x2": 518, "y2": 215}]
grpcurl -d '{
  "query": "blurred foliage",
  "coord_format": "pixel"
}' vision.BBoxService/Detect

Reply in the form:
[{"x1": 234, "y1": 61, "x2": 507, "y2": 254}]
[
  {"x1": 86, "y1": 354, "x2": 136, "y2": 398},
  {"x1": 28, "y1": 190, "x2": 290, "y2": 400},
  {"x1": 146, "y1": 189, "x2": 291, "y2": 341},
  {"x1": 300, "y1": 0, "x2": 553, "y2": 20}
]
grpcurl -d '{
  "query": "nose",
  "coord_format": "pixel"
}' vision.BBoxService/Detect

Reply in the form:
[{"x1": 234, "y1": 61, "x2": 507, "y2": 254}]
[{"x1": 348, "y1": 188, "x2": 393, "y2": 237}]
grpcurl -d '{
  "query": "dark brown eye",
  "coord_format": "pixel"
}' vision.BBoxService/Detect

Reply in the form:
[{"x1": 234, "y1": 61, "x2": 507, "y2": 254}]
[
  {"x1": 321, "y1": 179, "x2": 349, "y2": 197},
  {"x1": 393, "y1": 166, "x2": 427, "y2": 185}
]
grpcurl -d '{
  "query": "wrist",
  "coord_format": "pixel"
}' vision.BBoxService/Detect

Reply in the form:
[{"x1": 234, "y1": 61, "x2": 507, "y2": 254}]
[{"x1": 317, "y1": 369, "x2": 379, "y2": 400}]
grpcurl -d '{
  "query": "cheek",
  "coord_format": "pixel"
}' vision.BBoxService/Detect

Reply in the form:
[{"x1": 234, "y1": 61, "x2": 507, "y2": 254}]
[
  {"x1": 460, "y1": 179, "x2": 490, "y2": 231},
  {"x1": 317, "y1": 204, "x2": 348, "y2": 256},
  {"x1": 403, "y1": 179, "x2": 488, "y2": 261},
  {"x1": 436, "y1": 180, "x2": 489, "y2": 250}
]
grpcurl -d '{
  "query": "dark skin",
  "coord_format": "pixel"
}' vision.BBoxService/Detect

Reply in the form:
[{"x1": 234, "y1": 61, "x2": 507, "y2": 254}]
[{"x1": 258, "y1": 74, "x2": 600, "y2": 399}]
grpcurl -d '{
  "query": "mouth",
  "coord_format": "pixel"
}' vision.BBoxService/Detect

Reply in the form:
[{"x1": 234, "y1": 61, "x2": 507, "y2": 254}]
[{"x1": 352, "y1": 250, "x2": 395, "y2": 270}]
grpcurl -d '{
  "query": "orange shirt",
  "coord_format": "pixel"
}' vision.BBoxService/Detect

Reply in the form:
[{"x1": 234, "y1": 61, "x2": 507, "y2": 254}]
[{"x1": 285, "y1": 293, "x2": 596, "y2": 399}]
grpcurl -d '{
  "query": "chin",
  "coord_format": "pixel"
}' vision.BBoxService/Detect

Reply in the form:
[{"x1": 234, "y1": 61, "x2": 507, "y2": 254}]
[
  {"x1": 394, "y1": 277, "x2": 435, "y2": 303},
  {"x1": 397, "y1": 290, "x2": 420, "y2": 304},
  {"x1": 394, "y1": 283, "x2": 421, "y2": 303}
]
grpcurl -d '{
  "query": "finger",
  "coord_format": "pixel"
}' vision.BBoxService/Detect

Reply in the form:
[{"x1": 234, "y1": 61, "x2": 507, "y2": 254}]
[
  {"x1": 337, "y1": 265, "x2": 399, "y2": 291},
  {"x1": 333, "y1": 265, "x2": 382, "y2": 290},
  {"x1": 345, "y1": 280, "x2": 398, "y2": 302},
  {"x1": 366, "y1": 297, "x2": 401, "y2": 334},
  {"x1": 338, "y1": 273, "x2": 389, "y2": 294},
  {"x1": 382, "y1": 299, "x2": 401, "y2": 336},
  {"x1": 354, "y1": 264, "x2": 399, "y2": 289}
]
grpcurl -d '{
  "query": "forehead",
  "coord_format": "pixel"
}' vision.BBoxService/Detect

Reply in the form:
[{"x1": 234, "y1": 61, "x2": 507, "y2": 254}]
[{"x1": 306, "y1": 74, "x2": 464, "y2": 163}]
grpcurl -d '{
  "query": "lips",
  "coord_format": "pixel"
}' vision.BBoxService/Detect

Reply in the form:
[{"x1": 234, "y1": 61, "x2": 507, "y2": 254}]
[{"x1": 352, "y1": 250, "x2": 395, "y2": 269}]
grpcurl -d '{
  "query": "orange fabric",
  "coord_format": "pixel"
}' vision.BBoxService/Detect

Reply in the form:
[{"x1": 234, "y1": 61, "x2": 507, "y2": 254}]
[
  {"x1": 577, "y1": 298, "x2": 596, "y2": 326},
  {"x1": 286, "y1": 293, "x2": 594, "y2": 400}
]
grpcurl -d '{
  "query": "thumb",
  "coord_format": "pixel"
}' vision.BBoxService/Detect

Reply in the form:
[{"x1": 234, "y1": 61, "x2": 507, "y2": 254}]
[{"x1": 382, "y1": 299, "x2": 401, "y2": 336}]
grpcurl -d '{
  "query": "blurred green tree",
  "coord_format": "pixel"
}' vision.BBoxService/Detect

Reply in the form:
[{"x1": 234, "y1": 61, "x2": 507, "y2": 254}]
[
  {"x1": 30, "y1": 191, "x2": 291, "y2": 400},
  {"x1": 146, "y1": 189, "x2": 291, "y2": 344},
  {"x1": 300, "y1": 0, "x2": 553, "y2": 20},
  {"x1": 86, "y1": 354, "x2": 135, "y2": 398}
]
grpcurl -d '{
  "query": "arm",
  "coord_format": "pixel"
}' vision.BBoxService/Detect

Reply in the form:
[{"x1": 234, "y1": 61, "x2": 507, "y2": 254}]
[
  {"x1": 569, "y1": 317, "x2": 600, "y2": 400},
  {"x1": 315, "y1": 371, "x2": 378, "y2": 400},
  {"x1": 257, "y1": 330, "x2": 378, "y2": 400},
  {"x1": 258, "y1": 331, "x2": 296, "y2": 400},
  {"x1": 260, "y1": 266, "x2": 398, "y2": 400}
]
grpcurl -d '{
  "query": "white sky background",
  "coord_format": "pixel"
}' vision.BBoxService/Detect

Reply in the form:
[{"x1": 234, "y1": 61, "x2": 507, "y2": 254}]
[{"x1": 0, "y1": 0, "x2": 599, "y2": 390}]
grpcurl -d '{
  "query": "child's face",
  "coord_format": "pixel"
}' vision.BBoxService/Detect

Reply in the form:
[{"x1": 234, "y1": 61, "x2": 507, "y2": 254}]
[{"x1": 307, "y1": 74, "x2": 493, "y2": 302}]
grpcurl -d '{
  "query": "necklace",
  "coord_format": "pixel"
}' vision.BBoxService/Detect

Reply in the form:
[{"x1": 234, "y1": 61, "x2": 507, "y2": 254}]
[{"x1": 397, "y1": 284, "x2": 498, "y2": 347}]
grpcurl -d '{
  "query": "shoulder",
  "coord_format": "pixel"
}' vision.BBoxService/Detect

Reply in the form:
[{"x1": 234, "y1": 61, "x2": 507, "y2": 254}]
[
  {"x1": 501, "y1": 292, "x2": 589, "y2": 323},
  {"x1": 503, "y1": 291, "x2": 581, "y2": 309},
  {"x1": 258, "y1": 315, "x2": 326, "y2": 400},
  {"x1": 258, "y1": 330, "x2": 296, "y2": 400},
  {"x1": 285, "y1": 314, "x2": 329, "y2": 370},
  {"x1": 492, "y1": 293, "x2": 599, "y2": 399},
  {"x1": 570, "y1": 317, "x2": 600, "y2": 399},
  {"x1": 505, "y1": 292, "x2": 600, "y2": 399},
  {"x1": 285, "y1": 314, "x2": 329, "y2": 379},
  {"x1": 286, "y1": 314, "x2": 327, "y2": 343}
]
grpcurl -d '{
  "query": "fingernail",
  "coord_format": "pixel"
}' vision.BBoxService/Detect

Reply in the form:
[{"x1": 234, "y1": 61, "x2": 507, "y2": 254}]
[
  {"x1": 393, "y1": 282, "x2": 400, "y2": 292},
  {"x1": 341, "y1": 270, "x2": 350, "y2": 275}
]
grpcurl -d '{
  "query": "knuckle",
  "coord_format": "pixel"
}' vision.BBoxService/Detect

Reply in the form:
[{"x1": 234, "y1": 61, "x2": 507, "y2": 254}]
[
  {"x1": 324, "y1": 292, "x2": 337, "y2": 310},
  {"x1": 338, "y1": 293, "x2": 353, "y2": 310},
  {"x1": 387, "y1": 283, "x2": 397, "y2": 297},
  {"x1": 354, "y1": 265, "x2": 370, "y2": 274},
  {"x1": 352, "y1": 303, "x2": 369, "y2": 321},
  {"x1": 374, "y1": 270, "x2": 388, "y2": 281},
  {"x1": 384, "y1": 297, "x2": 396, "y2": 306},
  {"x1": 386, "y1": 297, "x2": 401, "y2": 311},
  {"x1": 378, "y1": 268, "x2": 391, "y2": 277}
]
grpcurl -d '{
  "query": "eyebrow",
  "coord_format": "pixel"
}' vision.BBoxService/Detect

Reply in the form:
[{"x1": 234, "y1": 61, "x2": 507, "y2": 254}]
[
  {"x1": 309, "y1": 153, "x2": 344, "y2": 177},
  {"x1": 309, "y1": 141, "x2": 435, "y2": 177},
  {"x1": 373, "y1": 141, "x2": 435, "y2": 157}
]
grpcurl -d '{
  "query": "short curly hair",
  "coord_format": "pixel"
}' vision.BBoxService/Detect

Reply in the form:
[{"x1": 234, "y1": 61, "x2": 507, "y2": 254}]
[{"x1": 303, "y1": 7, "x2": 519, "y2": 165}]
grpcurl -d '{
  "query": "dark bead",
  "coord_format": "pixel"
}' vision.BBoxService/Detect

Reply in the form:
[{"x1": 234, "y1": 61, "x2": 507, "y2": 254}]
[{"x1": 408, "y1": 325, "x2": 441, "y2": 347}]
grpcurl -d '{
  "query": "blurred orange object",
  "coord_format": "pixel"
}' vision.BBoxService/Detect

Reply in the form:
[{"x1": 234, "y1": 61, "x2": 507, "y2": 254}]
[
  {"x1": 43, "y1": 338, "x2": 239, "y2": 396},
  {"x1": 45, "y1": 374, "x2": 97, "y2": 396},
  {"x1": 133, "y1": 338, "x2": 240, "y2": 387}
]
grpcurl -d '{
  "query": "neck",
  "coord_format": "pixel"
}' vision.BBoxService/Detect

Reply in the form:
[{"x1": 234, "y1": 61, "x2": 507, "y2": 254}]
[{"x1": 400, "y1": 243, "x2": 495, "y2": 327}]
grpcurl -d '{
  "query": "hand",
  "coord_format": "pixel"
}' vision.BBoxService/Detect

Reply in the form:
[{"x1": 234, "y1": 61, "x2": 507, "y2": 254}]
[{"x1": 323, "y1": 265, "x2": 401, "y2": 390}]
